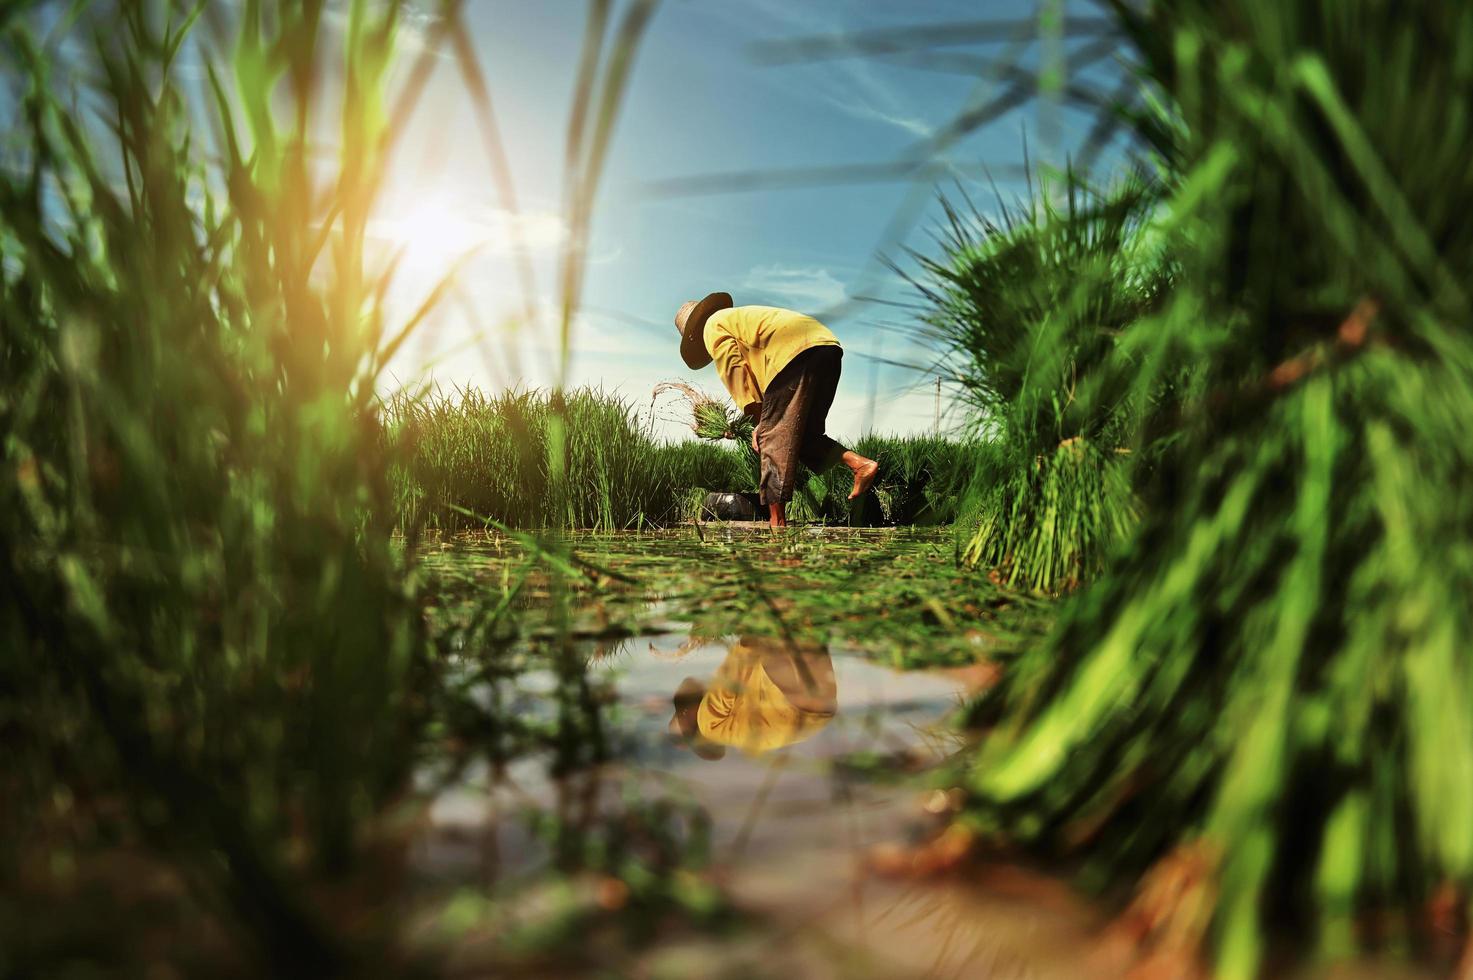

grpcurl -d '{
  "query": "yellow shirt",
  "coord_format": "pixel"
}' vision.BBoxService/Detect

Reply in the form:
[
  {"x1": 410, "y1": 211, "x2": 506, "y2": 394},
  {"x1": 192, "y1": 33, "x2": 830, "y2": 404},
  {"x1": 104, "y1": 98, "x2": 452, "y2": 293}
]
[
  {"x1": 703, "y1": 306, "x2": 840, "y2": 416},
  {"x1": 696, "y1": 640, "x2": 837, "y2": 756}
]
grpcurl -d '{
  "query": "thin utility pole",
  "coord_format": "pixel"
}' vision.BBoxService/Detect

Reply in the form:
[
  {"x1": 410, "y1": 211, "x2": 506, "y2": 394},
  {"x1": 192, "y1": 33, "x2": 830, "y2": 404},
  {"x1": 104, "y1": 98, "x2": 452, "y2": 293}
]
[{"x1": 934, "y1": 376, "x2": 941, "y2": 435}]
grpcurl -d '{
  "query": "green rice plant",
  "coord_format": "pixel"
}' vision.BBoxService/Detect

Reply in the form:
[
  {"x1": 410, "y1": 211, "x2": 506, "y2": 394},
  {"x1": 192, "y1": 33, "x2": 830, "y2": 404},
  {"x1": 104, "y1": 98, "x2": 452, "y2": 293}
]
[
  {"x1": 386, "y1": 385, "x2": 755, "y2": 531},
  {"x1": 390, "y1": 384, "x2": 987, "y2": 530},
  {"x1": 0, "y1": 1, "x2": 445, "y2": 970},
  {"x1": 956, "y1": 1, "x2": 1473, "y2": 975},
  {"x1": 963, "y1": 436, "x2": 1137, "y2": 591},
  {"x1": 799, "y1": 433, "x2": 988, "y2": 527},
  {"x1": 650, "y1": 384, "x2": 990, "y2": 527},
  {"x1": 910, "y1": 171, "x2": 1174, "y2": 591},
  {"x1": 0, "y1": 0, "x2": 664, "y2": 972}
]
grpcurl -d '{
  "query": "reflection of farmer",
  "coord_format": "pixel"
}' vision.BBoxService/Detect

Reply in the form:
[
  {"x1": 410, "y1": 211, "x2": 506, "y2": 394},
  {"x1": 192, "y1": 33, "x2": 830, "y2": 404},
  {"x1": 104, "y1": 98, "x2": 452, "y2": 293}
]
[
  {"x1": 674, "y1": 294, "x2": 880, "y2": 528},
  {"x1": 668, "y1": 636, "x2": 838, "y2": 761}
]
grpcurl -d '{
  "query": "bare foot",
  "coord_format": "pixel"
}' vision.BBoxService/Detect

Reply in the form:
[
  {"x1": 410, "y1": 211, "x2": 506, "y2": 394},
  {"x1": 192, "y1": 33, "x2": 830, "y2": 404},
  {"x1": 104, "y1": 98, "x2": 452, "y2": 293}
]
[{"x1": 848, "y1": 459, "x2": 879, "y2": 500}]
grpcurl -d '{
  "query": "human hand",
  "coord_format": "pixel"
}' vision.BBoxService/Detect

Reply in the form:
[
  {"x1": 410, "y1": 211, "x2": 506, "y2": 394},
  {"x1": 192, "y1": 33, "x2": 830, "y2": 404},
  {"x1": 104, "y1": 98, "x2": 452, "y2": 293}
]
[{"x1": 751, "y1": 429, "x2": 760, "y2": 453}]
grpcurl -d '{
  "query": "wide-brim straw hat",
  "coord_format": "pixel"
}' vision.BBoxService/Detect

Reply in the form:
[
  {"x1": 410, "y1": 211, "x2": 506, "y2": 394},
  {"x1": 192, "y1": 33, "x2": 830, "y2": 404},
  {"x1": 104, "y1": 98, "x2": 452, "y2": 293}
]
[
  {"x1": 668, "y1": 676, "x2": 726, "y2": 761},
  {"x1": 675, "y1": 291, "x2": 734, "y2": 370}
]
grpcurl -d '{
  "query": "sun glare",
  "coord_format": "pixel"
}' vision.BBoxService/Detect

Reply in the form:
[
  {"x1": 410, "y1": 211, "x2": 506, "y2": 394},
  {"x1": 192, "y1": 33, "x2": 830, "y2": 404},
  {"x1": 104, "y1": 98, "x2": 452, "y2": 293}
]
[
  {"x1": 370, "y1": 192, "x2": 569, "y2": 273},
  {"x1": 373, "y1": 194, "x2": 490, "y2": 269}
]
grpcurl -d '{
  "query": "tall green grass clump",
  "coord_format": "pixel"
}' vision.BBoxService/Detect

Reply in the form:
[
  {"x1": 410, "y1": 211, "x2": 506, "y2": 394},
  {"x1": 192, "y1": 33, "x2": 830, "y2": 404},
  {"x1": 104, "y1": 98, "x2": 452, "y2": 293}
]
[
  {"x1": 0, "y1": 2, "x2": 456, "y2": 972},
  {"x1": 912, "y1": 172, "x2": 1173, "y2": 591},
  {"x1": 650, "y1": 380, "x2": 987, "y2": 526},
  {"x1": 387, "y1": 383, "x2": 990, "y2": 531},
  {"x1": 387, "y1": 386, "x2": 755, "y2": 530},
  {"x1": 958, "y1": 2, "x2": 1473, "y2": 975},
  {"x1": 797, "y1": 433, "x2": 987, "y2": 527}
]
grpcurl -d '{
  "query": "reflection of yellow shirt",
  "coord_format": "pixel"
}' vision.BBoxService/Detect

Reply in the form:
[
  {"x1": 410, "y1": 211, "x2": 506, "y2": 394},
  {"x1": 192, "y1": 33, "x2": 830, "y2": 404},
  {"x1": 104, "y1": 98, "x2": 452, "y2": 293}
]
[
  {"x1": 703, "y1": 306, "x2": 841, "y2": 415},
  {"x1": 696, "y1": 642, "x2": 836, "y2": 756}
]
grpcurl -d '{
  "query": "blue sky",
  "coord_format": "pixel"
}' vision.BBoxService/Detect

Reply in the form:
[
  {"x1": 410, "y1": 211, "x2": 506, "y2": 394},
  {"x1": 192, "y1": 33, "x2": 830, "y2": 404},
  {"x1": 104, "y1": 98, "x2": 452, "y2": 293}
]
[
  {"x1": 4, "y1": 0, "x2": 1132, "y2": 440},
  {"x1": 365, "y1": 1, "x2": 1134, "y2": 440}
]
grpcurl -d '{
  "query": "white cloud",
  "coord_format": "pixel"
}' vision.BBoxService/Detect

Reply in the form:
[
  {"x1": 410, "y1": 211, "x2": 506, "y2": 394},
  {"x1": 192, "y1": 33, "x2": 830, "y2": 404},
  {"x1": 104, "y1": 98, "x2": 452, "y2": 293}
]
[
  {"x1": 836, "y1": 103, "x2": 935, "y2": 139},
  {"x1": 731, "y1": 0, "x2": 939, "y2": 141},
  {"x1": 739, "y1": 264, "x2": 847, "y2": 310}
]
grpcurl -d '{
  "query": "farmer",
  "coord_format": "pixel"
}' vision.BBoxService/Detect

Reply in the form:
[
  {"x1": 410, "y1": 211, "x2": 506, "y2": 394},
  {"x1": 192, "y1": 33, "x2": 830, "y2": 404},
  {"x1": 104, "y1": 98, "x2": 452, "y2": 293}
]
[
  {"x1": 674, "y1": 292, "x2": 879, "y2": 528},
  {"x1": 668, "y1": 636, "x2": 837, "y2": 761}
]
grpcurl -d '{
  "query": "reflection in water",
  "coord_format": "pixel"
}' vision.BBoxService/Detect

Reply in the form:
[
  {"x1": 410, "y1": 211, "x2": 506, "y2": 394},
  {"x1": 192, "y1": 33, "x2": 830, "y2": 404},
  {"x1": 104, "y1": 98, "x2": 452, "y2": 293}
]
[
  {"x1": 668, "y1": 636, "x2": 837, "y2": 760},
  {"x1": 419, "y1": 631, "x2": 1117, "y2": 977}
]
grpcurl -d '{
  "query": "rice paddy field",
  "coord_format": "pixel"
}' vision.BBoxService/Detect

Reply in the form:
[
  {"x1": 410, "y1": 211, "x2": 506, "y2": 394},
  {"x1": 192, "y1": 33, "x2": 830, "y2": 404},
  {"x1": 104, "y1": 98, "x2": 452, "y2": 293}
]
[
  {"x1": 6, "y1": 2, "x2": 1473, "y2": 978},
  {"x1": 384, "y1": 386, "x2": 986, "y2": 532}
]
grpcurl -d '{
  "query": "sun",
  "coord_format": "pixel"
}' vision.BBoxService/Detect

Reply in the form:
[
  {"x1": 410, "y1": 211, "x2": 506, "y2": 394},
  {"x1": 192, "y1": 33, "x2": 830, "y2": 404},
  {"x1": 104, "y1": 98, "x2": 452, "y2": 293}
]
[
  {"x1": 371, "y1": 192, "x2": 490, "y2": 270},
  {"x1": 370, "y1": 191, "x2": 569, "y2": 275}
]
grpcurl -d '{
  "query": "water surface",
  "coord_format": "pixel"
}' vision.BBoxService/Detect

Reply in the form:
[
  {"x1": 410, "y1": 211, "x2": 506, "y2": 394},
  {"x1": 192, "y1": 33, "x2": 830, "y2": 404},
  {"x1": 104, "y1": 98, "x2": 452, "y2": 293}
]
[{"x1": 413, "y1": 627, "x2": 1111, "y2": 978}]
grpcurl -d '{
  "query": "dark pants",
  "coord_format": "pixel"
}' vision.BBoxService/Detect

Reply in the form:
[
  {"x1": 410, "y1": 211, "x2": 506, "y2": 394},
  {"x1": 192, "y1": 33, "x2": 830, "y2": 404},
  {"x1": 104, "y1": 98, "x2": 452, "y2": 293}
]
[{"x1": 756, "y1": 345, "x2": 846, "y2": 505}]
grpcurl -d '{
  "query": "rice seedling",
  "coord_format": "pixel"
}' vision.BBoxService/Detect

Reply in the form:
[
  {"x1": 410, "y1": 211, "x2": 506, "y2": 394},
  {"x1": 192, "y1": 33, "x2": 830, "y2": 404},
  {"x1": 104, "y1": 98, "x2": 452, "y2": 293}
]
[
  {"x1": 387, "y1": 385, "x2": 756, "y2": 531},
  {"x1": 427, "y1": 531, "x2": 1056, "y2": 672},
  {"x1": 953, "y1": 1, "x2": 1473, "y2": 974},
  {"x1": 653, "y1": 379, "x2": 756, "y2": 444},
  {"x1": 798, "y1": 433, "x2": 988, "y2": 527},
  {"x1": 962, "y1": 435, "x2": 1137, "y2": 591},
  {"x1": 909, "y1": 170, "x2": 1174, "y2": 591}
]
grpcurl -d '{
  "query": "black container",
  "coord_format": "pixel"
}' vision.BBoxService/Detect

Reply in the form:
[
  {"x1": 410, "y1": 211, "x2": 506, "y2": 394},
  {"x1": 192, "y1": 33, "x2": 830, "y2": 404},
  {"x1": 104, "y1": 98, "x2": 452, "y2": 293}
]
[{"x1": 701, "y1": 491, "x2": 761, "y2": 521}]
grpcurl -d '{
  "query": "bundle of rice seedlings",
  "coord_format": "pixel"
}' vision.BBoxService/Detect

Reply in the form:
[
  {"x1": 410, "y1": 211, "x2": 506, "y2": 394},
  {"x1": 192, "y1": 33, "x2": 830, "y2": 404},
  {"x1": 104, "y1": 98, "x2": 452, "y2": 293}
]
[
  {"x1": 964, "y1": 436, "x2": 1138, "y2": 592},
  {"x1": 910, "y1": 171, "x2": 1173, "y2": 592},
  {"x1": 802, "y1": 434, "x2": 988, "y2": 526},
  {"x1": 955, "y1": 1, "x2": 1473, "y2": 974},
  {"x1": 654, "y1": 380, "x2": 755, "y2": 443}
]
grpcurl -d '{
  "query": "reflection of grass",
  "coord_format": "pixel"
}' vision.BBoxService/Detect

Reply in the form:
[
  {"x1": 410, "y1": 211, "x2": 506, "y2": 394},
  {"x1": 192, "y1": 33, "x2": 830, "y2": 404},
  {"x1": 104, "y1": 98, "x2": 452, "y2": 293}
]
[{"x1": 415, "y1": 767, "x2": 731, "y2": 974}]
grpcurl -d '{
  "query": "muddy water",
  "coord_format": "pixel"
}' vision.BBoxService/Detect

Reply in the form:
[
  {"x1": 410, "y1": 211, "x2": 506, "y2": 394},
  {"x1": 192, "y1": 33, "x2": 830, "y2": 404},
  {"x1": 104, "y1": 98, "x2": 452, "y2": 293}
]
[
  {"x1": 408, "y1": 532, "x2": 1439, "y2": 979},
  {"x1": 413, "y1": 631, "x2": 1114, "y2": 978}
]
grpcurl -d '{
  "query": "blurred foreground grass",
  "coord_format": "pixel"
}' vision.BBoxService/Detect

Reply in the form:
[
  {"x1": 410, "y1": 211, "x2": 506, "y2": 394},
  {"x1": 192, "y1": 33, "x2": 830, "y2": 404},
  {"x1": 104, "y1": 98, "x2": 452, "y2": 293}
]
[
  {"x1": 7, "y1": 0, "x2": 1472, "y2": 976},
  {"x1": 0, "y1": 3, "x2": 1022, "y2": 975},
  {"x1": 0, "y1": 0, "x2": 673, "y2": 974}
]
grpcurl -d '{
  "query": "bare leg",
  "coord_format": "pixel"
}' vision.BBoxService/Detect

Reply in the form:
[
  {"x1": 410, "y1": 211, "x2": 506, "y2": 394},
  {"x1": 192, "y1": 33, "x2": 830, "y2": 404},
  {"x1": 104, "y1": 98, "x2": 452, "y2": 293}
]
[
  {"x1": 768, "y1": 501, "x2": 788, "y2": 528},
  {"x1": 841, "y1": 450, "x2": 879, "y2": 500}
]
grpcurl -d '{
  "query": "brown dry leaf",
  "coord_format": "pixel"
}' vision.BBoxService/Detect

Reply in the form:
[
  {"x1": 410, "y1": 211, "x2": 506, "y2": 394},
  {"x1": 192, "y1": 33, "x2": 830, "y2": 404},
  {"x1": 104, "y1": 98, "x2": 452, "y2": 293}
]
[
  {"x1": 595, "y1": 875, "x2": 630, "y2": 911},
  {"x1": 865, "y1": 823, "x2": 977, "y2": 879},
  {"x1": 1100, "y1": 839, "x2": 1218, "y2": 979},
  {"x1": 946, "y1": 660, "x2": 1001, "y2": 693}
]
